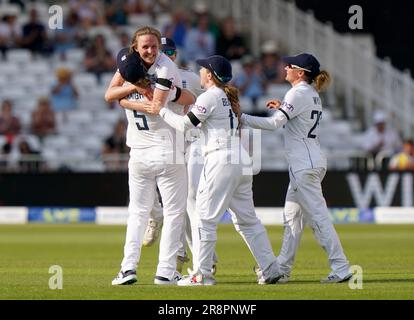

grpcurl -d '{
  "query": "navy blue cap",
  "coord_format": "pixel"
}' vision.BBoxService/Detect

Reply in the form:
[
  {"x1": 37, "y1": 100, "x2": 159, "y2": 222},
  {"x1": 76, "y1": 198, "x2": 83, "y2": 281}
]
[
  {"x1": 161, "y1": 37, "x2": 176, "y2": 52},
  {"x1": 196, "y1": 55, "x2": 232, "y2": 83},
  {"x1": 116, "y1": 47, "x2": 146, "y2": 84},
  {"x1": 282, "y1": 53, "x2": 320, "y2": 78}
]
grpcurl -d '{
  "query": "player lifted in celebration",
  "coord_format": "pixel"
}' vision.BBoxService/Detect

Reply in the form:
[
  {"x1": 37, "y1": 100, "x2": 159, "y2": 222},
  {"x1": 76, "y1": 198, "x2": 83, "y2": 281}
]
[
  {"x1": 145, "y1": 55, "x2": 282, "y2": 286},
  {"x1": 142, "y1": 37, "x2": 219, "y2": 274},
  {"x1": 105, "y1": 26, "x2": 195, "y2": 286},
  {"x1": 241, "y1": 53, "x2": 352, "y2": 283}
]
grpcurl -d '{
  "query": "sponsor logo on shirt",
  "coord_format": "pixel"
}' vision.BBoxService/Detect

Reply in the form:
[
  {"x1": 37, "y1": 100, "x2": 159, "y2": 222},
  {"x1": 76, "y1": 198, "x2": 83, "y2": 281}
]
[{"x1": 196, "y1": 105, "x2": 207, "y2": 113}]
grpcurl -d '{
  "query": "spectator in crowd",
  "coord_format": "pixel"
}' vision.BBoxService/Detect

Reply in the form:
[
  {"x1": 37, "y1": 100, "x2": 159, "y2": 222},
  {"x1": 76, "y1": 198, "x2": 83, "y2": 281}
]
[
  {"x1": 216, "y1": 17, "x2": 247, "y2": 61},
  {"x1": 260, "y1": 40, "x2": 286, "y2": 85},
  {"x1": 102, "y1": 119, "x2": 129, "y2": 170},
  {"x1": 0, "y1": 141, "x2": 12, "y2": 171},
  {"x1": 53, "y1": 10, "x2": 80, "y2": 59},
  {"x1": 389, "y1": 139, "x2": 414, "y2": 171},
  {"x1": 124, "y1": 0, "x2": 150, "y2": 14},
  {"x1": 31, "y1": 97, "x2": 56, "y2": 140},
  {"x1": 21, "y1": 9, "x2": 53, "y2": 56},
  {"x1": 69, "y1": 0, "x2": 100, "y2": 25},
  {"x1": 184, "y1": 13, "x2": 215, "y2": 61},
  {"x1": 83, "y1": 34, "x2": 117, "y2": 81},
  {"x1": 0, "y1": 100, "x2": 21, "y2": 137},
  {"x1": 362, "y1": 111, "x2": 402, "y2": 160},
  {"x1": 232, "y1": 55, "x2": 266, "y2": 110},
  {"x1": 163, "y1": 9, "x2": 189, "y2": 50},
  {"x1": 119, "y1": 31, "x2": 131, "y2": 48},
  {"x1": 17, "y1": 139, "x2": 43, "y2": 173},
  {"x1": 191, "y1": 1, "x2": 220, "y2": 38},
  {"x1": 105, "y1": 0, "x2": 129, "y2": 26},
  {"x1": 50, "y1": 68, "x2": 79, "y2": 116},
  {"x1": 0, "y1": 13, "x2": 21, "y2": 58}
]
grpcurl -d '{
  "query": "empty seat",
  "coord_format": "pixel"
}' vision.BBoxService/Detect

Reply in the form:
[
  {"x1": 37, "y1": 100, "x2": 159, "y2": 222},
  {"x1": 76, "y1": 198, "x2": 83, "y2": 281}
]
[
  {"x1": 1, "y1": 87, "x2": 26, "y2": 100},
  {"x1": 0, "y1": 3, "x2": 21, "y2": 16},
  {"x1": 100, "y1": 72, "x2": 115, "y2": 88},
  {"x1": 87, "y1": 26, "x2": 115, "y2": 41},
  {"x1": 128, "y1": 14, "x2": 153, "y2": 27},
  {"x1": 74, "y1": 73, "x2": 98, "y2": 94},
  {"x1": 156, "y1": 13, "x2": 172, "y2": 28},
  {"x1": 66, "y1": 110, "x2": 93, "y2": 125},
  {"x1": 24, "y1": 62, "x2": 50, "y2": 78},
  {"x1": 58, "y1": 122, "x2": 82, "y2": 137},
  {"x1": 65, "y1": 48, "x2": 85, "y2": 64},
  {"x1": 6, "y1": 49, "x2": 32, "y2": 64},
  {"x1": 43, "y1": 135, "x2": 70, "y2": 151},
  {"x1": 0, "y1": 62, "x2": 20, "y2": 78},
  {"x1": 87, "y1": 122, "x2": 113, "y2": 138},
  {"x1": 266, "y1": 84, "x2": 290, "y2": 99},
  {"x1": 96, "y1": 110, "x2": 123, "y2": 125}
]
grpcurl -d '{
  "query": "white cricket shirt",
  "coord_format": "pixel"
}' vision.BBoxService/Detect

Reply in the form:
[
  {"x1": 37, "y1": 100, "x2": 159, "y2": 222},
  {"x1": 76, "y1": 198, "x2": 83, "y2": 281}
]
[{"x1": 242, "y1": 81, "x2": 327, "y2": 172}]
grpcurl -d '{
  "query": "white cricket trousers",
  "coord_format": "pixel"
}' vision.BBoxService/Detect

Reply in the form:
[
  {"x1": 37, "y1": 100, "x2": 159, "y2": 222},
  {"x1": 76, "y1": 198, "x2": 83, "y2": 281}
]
[
  {"x1": 192, "y1": 148, "x2": 277, "y2": 276},
  {"x1": 277, "y1": 167, "x2": 350, "y2": 278},
  {"x1": 121, "y1": 152, "x2": 187, "y2": 280},
  {"x1": 182, "y1": 139, "x2": 218, "y2": 265}
]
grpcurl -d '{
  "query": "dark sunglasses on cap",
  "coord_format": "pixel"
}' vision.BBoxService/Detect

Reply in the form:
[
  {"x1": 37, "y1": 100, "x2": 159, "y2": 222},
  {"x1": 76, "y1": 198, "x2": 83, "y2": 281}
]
[
  {"x1": 163, "y1": 49, "x2": 176, "y2": 56},
  {"x1": 287, "y1": 63, "x2": 311, "y2": 72}
]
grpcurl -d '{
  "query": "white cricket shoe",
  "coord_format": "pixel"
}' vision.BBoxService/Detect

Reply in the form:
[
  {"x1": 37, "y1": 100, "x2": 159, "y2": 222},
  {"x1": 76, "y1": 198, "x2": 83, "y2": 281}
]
[
  {"x1": 253, "y1": 263, "x2": 284, "y2": 285},
  {"x1": 154, "y1": 271, "x2": 183, "y2": 285},
  {"x1": 320, "y1": 272, "x2": 353, "y2": 283},
  {"x1": 142, "y1": 219, "x2": 162, "y2": 247},
  {"x1": 177, "y1": 271, "x2": 216, "y2": 286},
  {"x1": 111, "y1": 270, "x2": 137, "y2": 285}
]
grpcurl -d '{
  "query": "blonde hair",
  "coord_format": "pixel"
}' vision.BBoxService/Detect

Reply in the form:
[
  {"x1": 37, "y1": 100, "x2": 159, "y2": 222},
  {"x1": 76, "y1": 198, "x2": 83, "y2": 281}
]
[
  {"x1": 130, "y1": 26, "x2": 161, "y2": 53},
  {"x1": 313, "y1": 70, "x2": 331, "y2": 92},
  {"x1": 211, "y1": 73, "x2": 241, "y2": 131}
]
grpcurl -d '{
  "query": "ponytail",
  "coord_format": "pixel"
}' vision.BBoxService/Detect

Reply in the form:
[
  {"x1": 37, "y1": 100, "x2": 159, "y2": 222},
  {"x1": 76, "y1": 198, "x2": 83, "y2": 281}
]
[
  {"x1": 313, "y1": 70, "x2": 331, "y2": 92},
  {"x1": 223, "y1": 85, "x2": 241, "y2": 127},
  {"x1": 210, "y1": 73, "x2": 241, "y2": 132}
]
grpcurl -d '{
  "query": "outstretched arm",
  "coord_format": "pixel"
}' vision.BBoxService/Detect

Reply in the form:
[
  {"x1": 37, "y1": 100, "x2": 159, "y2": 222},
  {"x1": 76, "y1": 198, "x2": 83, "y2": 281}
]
[
  {"x1": 241, "y1": 110, "x2": 288, "y2": 130},
  {"x1": 159, "y1": 108, "x2": 196, "y2": 132}
]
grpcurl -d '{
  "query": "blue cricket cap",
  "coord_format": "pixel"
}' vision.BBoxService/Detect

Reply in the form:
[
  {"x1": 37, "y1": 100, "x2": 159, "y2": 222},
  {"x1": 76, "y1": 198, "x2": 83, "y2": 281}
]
[
  {"x1": 116, "y1": 47, "x2": 146, "y2": 84},
  {"x1": 282, "y1": 53, "x2": 320, "y2": 78},
  {"x1": 161, "y1": 37, "x2": 176, "y2": 52},
  {"x1": 196, "y1": 55, "x2": 232, "y2": 83}
]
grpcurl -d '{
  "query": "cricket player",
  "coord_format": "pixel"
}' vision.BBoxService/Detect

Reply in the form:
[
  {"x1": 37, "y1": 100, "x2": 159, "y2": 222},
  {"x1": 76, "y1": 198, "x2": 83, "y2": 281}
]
[
  {"x1": 105, "y1": 26, "x2": 195, "y2": 286},
  {"x1": 145, "y1": 55, "x2": 282, "y2": 286},
  {"x1": 142, "y1": 37, "x2": 219, "y2": 274},
  {"x1": 241, "y1": 53, "x2": 353, "y2": 283}
]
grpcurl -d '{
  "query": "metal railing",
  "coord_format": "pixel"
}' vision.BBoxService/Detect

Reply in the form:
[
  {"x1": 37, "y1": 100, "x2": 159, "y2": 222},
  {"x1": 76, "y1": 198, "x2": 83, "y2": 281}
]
[
  {"x1": 0, "y1": 151, "x2": 376, "y2": 172},
  {"x1": 174, "y1": 0, "x2": 414, "y2": 137}
]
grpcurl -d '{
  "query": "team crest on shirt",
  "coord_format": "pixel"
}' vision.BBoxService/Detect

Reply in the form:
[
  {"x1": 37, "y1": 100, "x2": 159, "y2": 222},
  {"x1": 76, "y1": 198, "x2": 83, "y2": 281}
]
[
  {"x1": 281, "y1": 101, "x2": 294, "y2": 112},
  {"x1": 196, "y1": 105, "x2": 207, "y2": 113}
]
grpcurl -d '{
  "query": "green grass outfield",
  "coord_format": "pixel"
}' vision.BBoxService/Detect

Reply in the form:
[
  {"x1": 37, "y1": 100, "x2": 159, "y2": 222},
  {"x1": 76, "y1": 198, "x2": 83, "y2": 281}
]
[{"x1": 0, "y1": 224, "x2": 413, "y2": 300}]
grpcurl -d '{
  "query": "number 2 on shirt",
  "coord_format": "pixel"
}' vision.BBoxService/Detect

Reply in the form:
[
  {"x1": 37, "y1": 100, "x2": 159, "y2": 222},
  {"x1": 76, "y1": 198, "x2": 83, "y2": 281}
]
[{"x1": 308, "y1": 110, "x2": 322, "y2": 138}]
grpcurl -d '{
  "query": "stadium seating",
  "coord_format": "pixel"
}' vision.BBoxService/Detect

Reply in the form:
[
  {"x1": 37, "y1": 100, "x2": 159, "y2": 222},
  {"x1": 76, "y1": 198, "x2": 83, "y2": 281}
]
[{"x1": 0, "y1": 0, "x2": 383, "y2": 172}]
